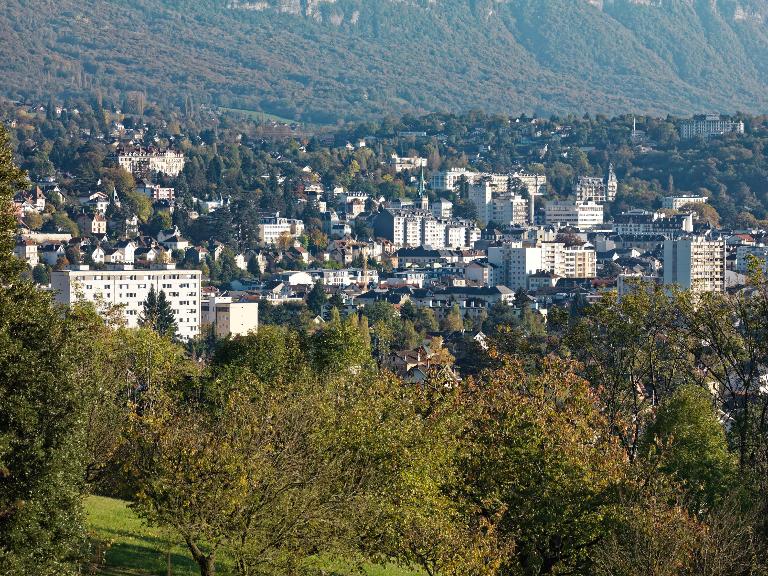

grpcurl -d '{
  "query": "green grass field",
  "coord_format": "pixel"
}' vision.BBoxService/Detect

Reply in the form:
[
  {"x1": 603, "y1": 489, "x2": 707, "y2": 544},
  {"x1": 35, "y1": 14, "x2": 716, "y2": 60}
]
[
  {"x1": 85, "y1": 496, "x2": 419, "y2": 576},
  {"x1": 219, "y1": 107, "x2": 300, "y2": 125}
]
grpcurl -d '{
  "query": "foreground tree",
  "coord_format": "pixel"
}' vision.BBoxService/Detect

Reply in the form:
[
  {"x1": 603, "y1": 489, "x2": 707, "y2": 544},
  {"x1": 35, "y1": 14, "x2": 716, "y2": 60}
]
[
  {"x1": 130, "y1": 330, "x2": 420, "y2": 576},
  {"x1": 640, "y1": 384, "x2": 737, "y2": 513},
  {"x1": 0, "y1": 127, "x2": 89, "y2": 574},
  {"x1": 458, "y1": 356, "x2": 628, "y2": 575},
  {"x1": 567, "y1": 286, "x2": 696, "y2": 461}
]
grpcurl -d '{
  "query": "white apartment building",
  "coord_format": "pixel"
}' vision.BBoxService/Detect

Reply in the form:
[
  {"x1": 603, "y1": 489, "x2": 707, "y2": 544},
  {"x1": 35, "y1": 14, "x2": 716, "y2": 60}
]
[
  {"x1": 488, "y1": 243, "x2": 543, "y2": 290},
  {"x1": 662, "y1": 195, "x2": 708, "y2": 210},
  {"x1": 735, "y1": 244, "x2": 768, "y2": 274},
  {"x1": 372, "y1": 209, "x2": 479, "y2": 249},
  {"x1": 309, "y1": 268, "x2": 379, "y2": 287},
  {"x1": 541, "y1": 241, "x2": 596, "y2": 278},
  {"x1": 679, "y1": 115, "x2": 745, "y2": 140},
  {"x1": 137, "y1": 181, "x2": 175, "y2": 202},
  {"x1": 51, "y1": 265, "x2": 202, "y2": 339},
  {"x1": 663, "y1": 237, "x2": 726, "y2": 293},
  {"x1": 431, "y1": 198, "x2": 453, "y2": 218},
  {"x1": 422, "y1": 218, "x2": 447, "y2": 248},
  {"x1": 489, "y1": 240, "x2": 597, "y2": 290},
  {"x1": 430, "y1": 168, "x2": 475, "y2": 192},
  {"x1": 257, "y1": 213, "x2": 305, "y2": 245},
  {"x1": 562, "y1": 244, "x2": 597, "y2": 278},
  {"x1": 430, "y1": 169, "x2": 547, "y2": 196},
  {"x1": 389, "y1": 154, "x2": 427, "y2": 173},
  {"x1": 492, "y1": 194, "x2": 529, "y2": 227},
  {"x1": 544, "y1": 201, "x2": 604, "y2": 229},
  {"x1": 202, "y1": 296, "x2": 259, "y2": 338},
  {"x1": 469, "y1": 180, "x2": 531, "y2": 227}
]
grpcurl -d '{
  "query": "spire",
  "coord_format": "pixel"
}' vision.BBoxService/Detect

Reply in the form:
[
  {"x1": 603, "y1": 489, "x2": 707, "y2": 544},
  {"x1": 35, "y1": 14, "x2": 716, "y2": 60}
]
[{"x1": 418, "y1": 165, "x2": 429, "y2": 210}]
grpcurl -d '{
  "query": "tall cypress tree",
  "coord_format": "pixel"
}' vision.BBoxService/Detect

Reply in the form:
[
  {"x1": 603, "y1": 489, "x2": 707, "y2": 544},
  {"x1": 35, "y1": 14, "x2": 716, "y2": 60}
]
[{"x1": 140, "y1": 286, "x2": 178, "y2": 339}]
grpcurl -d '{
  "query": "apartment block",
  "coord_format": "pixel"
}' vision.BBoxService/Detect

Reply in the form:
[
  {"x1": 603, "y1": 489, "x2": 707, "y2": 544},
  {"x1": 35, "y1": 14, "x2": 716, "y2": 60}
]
[
  {"x1": 544, "y1": 200, "x2": 604, "y2": 229},
  {"x1": 487, "y1": 243, "x2": 543, "y2": 291},
  {"x1": 663, "y1": 237, "x2": 726, "y2": 293},
  {"x1": 662, "y1": 195, "x2": 708, "y2": 210},
  {"x1": 257, "y1": 212, "x2": 305, "y2": 245},
  {"x1": 202, "y1": 296, "x2": 259, "y2": 338},
  {"x1": 51, "y1": 265, "x2": 202, "y2": 339}
]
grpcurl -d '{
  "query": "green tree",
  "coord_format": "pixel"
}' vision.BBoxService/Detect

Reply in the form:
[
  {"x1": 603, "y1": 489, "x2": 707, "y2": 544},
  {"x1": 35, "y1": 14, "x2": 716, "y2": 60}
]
[
  {"x1": 567, "y1": 287, "x2": 694, "y2": 461},
  {"x1": 32, "y1": 263, "x2": 50, "y2": 285},
  {"x1": 124, "y1": 190, "x2": 153, "y2": 223},
  {"x1": 459, "y1": 356, "x2": 627, "y2": 575},
  {"x1": 23, "y1": 211, "x2": 43, "y2": 230},
  {"x1": 311, "y1": 309, "x2": 373, "y2": 374},
  {"x1": 306, "y1": 280, "x2": 327, "y2": 315},
  {"x1": 440, "y1": 303, "x2": 464, "y2": 332},
  {"x1": 0, "y1": 127, "x2": 90, "y2": 574},
  {"x1": 641, "y1": 384, "x2": 737, "y2": 512},
  {"x1": 0, "y1": 127, "x2": 24, "y2": 281},
  {"x1": 51, "y1": 212, "x2": 80, "y2": 237},
  {"x1": 140, "y1": 286, "x2": 178, "y2": 338}
]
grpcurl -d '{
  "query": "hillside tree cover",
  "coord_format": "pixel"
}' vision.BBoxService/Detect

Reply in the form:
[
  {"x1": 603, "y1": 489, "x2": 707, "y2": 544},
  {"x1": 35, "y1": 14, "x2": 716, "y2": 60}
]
[{"x1": 3, "y1": 0, "x2": 768, "y2": 122}]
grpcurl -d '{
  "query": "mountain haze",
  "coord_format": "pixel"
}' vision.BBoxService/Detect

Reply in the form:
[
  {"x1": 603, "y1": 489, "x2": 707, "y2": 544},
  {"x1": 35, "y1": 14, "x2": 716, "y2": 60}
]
[{"x1": 2, "y1": 0, "x2": 768, "y2": 121}]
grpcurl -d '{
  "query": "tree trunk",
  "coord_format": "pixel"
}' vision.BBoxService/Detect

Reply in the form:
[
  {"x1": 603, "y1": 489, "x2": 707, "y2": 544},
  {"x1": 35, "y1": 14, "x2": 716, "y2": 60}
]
[
  {"x1": 195, "y1": 556, "x2": 215, "y2": 576},
  {"x1": 185, "y1": 537, "x2": 216, "y2": 576}
]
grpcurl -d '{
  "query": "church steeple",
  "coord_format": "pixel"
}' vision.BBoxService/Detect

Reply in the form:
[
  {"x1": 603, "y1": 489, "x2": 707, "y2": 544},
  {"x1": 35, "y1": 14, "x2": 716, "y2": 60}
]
[{"x1": 418, "y1": 165, "x2": 429, "y2": 210}]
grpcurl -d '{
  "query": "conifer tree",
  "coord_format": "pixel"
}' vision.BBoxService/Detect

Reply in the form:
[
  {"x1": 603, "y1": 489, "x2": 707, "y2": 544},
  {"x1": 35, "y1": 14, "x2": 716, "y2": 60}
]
[{"x1": 140, "y1": 286, "x2": 178, "y2": 339}]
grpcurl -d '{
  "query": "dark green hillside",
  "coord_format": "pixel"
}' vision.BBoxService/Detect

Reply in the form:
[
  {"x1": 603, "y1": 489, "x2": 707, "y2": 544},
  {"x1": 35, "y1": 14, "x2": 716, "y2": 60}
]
[{"x1": 2, "y1": 0, "x2": 768, "y2": 121}]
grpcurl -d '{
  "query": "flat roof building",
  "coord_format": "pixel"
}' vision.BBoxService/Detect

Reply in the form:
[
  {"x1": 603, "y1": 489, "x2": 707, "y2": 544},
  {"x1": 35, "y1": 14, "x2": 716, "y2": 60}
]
[{"x1": 51, "y1": 265, "x2": 202, "y2": 339}]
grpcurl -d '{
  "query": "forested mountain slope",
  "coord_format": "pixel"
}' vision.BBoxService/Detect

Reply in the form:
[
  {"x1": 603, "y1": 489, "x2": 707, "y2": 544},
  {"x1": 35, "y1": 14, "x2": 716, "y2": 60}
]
[{"x1": 3, "y1": 0, "x2": 768, "y2": 122}]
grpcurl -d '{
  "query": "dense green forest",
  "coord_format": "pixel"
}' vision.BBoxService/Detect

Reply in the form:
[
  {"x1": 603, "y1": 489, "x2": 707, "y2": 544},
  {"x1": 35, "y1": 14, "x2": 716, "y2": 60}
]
[{"x1": 4, "y1": 0, "x2": 768, "y2": 122}]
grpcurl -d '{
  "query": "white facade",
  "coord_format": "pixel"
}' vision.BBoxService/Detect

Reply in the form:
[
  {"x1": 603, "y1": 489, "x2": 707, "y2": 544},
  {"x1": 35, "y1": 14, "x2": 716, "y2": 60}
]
[
  {"x1": 735, "y1": 245, "x2": 768, "y2": 274},
  {"x1": 430, "y1": 168, "x2": 475, "y2": 192},
  {"x1": 116, "y1": 149, "x2": 185, "y2": 177},
  {"x1": 431, "y1": 198, "x2": 453, "y2": 219},
  {"x1": 373, "y1": 209, "x2": 479, "y2": 249},
  {"x1": 488, "y1": 243, "x2": 543, "y2": 291},
  {"x1": 202, "y1": 296, "x2": 259, "y2": 338},
  {"x1": 544, "y1": 201, "x2": 604, "y2": 229},
  {"x1": 51, "y1": 266, "x2": 202, "y2": 339},
  {"x1": 562, "y1": 244, "x2": 597, "y2": 278},
  {"x1": 663, "y1": 237, "x2": 726, "y2": 293},
  {"x1": 469, "y1": 179, "x2": 531, "y2": 227},
  {"x1": 662, "y1": 195, "x2": 708, "y2": 210},
  {"x1": 679, "y1": 115, "x2": 745, "y2": 140},
  {"x1": 310, "y1": 268, "x2": 379, "y2": 287},
  {"x1": 257, "y1": 213, "x2": 305, "y2": 245},
  {"x1": 389, "y1": 155, "x2": 427, "y2": 173}
]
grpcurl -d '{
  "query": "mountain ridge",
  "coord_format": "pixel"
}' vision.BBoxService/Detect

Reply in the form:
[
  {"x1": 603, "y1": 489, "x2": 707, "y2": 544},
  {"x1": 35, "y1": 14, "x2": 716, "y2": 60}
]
[{"x1": 1, "y1": 0, "x2": 768, "y2": 122}]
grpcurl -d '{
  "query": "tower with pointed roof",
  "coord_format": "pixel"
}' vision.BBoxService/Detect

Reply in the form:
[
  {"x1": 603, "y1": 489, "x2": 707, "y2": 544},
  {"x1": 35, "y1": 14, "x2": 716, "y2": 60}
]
[{"x1": 418, "y1": 165, "x2": 429, "y2": 210}]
